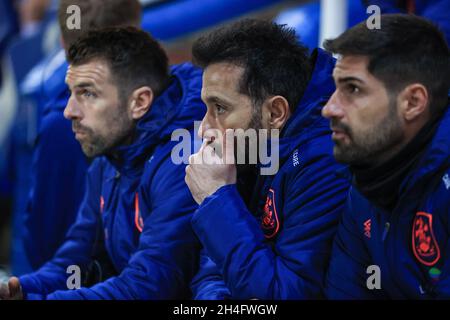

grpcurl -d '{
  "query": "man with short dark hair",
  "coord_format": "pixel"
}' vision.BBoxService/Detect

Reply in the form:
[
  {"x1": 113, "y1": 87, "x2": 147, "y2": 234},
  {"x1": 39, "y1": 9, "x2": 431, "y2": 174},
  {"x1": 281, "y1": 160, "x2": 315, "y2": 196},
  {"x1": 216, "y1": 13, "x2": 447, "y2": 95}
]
[
  {"x1": 185, "y1": 19, "x2": 350, "y2": 299},
  {"x1": 323, "y1": 14, "x2": 450, "y2": 299},
  {"x1": 0, "y1": 27, "x2": 205, "y2": 300},
  {"x1": 23, "y1": 0, "x2": 142, "y2": 271}
]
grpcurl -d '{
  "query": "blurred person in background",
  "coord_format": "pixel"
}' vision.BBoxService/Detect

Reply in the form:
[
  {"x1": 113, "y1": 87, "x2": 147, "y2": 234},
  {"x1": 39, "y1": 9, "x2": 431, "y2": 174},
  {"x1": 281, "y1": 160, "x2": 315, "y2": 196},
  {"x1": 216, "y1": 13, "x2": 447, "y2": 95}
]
[
  {"x1": 0, "y1": 0, "x2": 20, "y2": 276},
  {"x1": 18, "y1": 0, "x2": 51, "y2": 37}
]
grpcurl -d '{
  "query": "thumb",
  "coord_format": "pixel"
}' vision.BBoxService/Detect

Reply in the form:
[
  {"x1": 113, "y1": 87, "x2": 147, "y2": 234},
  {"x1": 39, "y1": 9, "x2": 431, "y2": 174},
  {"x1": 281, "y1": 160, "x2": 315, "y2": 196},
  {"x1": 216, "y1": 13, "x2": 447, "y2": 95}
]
[
  {"x1": 198, "y1": 137, "x2": 210, "y2": 153},
  {"x1": 8, "y1": 277, "x2": 21, "y2": 298},
  {"x1": 191, "y1": 138, "x2": 211, "y2": 165}
]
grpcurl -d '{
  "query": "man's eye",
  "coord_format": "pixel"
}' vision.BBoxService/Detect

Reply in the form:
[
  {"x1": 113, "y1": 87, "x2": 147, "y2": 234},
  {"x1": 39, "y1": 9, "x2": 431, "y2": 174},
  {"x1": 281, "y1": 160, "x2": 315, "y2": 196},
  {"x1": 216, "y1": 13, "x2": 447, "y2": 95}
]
[
  {"x1": 216, "y1": 104, "x2": 226, "y2": 115},
  {"x1": 347, "y1": 84, "x2": 360, "y2": 94},
  {"x1": 82, "y1": 90, "x2": 96, "y2": 98}
]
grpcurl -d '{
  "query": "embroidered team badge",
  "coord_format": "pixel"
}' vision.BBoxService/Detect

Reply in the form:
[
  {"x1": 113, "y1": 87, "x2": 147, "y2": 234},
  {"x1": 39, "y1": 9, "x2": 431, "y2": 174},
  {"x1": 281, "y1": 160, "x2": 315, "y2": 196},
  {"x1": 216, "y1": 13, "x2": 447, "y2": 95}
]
[
  {"x1": 100, "y1": 196, "x2": 105, "y2": 213},
  {"x1": 363, "y1": 219, "x2": 371, "y2": 239},
  {"x1": 412, "y1": 212, "x2": 440, "y2": 266},
  {"x1": 261, "y1": 189, "x2": 280, "y2": 239},
  {"x1": 134, "y1": 192, "x2": 144, "y2": 233}
]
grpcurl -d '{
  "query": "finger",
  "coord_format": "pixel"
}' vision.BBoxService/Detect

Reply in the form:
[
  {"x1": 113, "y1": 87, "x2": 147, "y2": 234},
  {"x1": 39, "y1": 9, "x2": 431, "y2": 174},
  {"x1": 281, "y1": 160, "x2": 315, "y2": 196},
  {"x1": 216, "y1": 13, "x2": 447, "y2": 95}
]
[
  {"x1": 8, "y1": 277, "x2": 21, "y2": 298},
  {"x1": 202, "y1": 143, "x2": 222, "y2": 165},
  {"x1": 197, "y1": 138, "x2": 210, "y2": 154},
  {"x1": 188, "y1": 154, "x2": 195, "y2": 165},
  {"x1": 184, "y1": 169, "x2": 191, "y2": 187},
  {"x1": 189, "y1": 152, "x2": 203, "y2": 165},
  {"x1": 189, "y1": 138, "x2": 211, "y2": 165}
]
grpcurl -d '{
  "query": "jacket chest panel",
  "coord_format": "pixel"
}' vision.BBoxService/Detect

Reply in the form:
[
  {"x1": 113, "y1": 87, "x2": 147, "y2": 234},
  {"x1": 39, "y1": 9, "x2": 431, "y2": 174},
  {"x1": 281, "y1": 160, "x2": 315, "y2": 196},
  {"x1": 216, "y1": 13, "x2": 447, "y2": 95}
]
[
  {"x1": 360, "y1": 191, "x2": 447, "y2": 298},
  {"x1": 99, "y1": 175, "x2": 142, "y2": 269}
]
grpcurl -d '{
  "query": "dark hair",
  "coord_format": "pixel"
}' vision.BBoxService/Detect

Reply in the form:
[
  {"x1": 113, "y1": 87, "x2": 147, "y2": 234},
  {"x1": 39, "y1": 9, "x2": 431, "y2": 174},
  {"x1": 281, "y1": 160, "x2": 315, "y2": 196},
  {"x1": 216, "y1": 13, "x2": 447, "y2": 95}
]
[
  {"x1": 192, "y1": 19, "x2": 311, "y2": 112},
  {"x1": 58, "y1": 0, "x2": 142, "y2": 49},
  {"x1": 324, "y1": 14, "x2": 450, "y2": 116},
  {"x1": 67, "y1": 27, "x2": 169, "y2": 100}
]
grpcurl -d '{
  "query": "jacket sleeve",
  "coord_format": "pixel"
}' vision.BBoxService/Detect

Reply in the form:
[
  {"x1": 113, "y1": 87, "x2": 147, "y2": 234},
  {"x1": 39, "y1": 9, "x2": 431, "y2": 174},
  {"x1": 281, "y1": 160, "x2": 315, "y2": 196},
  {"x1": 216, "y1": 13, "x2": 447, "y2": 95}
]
[
  {"x1": 430, "y1": 174, "x2": 450, "y2": 299},
  {"x1": 39, "y1": 159, "x2": 200, "y2": 300},
  {"x1": 325, "y1": 188, "x2": 380, "y2": 299},
  {"x1": 19, "y1": 160, "x2": 101, "y2": 298},
  {"x1": 191, "y1": 249, "x2": 231, "y2": 300},
  {"x1": 24, "y1": 109, "x2": 88, "y2": 270},
  {"x1": 191, "y1": 153, "x2": 349, "y2": 299}
]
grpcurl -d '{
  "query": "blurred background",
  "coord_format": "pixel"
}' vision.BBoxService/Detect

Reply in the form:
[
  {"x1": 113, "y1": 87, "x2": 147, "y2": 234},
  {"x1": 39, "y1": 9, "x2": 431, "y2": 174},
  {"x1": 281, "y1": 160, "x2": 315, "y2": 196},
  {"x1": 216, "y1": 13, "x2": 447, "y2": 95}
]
[{"x1": 0, "y1": 0, "x2": 448, "y2": 281}]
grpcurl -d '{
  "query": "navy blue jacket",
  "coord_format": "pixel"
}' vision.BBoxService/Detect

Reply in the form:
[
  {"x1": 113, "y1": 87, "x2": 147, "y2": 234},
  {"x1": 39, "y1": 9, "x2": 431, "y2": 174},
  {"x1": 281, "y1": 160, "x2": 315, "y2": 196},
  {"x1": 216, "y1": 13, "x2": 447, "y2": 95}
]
[
  {"x1": 19, "y1": 63, "x2": 206, "y2": 299},
  {"x1": 326, "y1": 104, "x2": 450, "y2": 299},
  {"x1": 23, "y1": 50, "x2": 89, "y2": 270},
  {"x1": 191, "y1": 49, "x2": 350, "y2": 300}
]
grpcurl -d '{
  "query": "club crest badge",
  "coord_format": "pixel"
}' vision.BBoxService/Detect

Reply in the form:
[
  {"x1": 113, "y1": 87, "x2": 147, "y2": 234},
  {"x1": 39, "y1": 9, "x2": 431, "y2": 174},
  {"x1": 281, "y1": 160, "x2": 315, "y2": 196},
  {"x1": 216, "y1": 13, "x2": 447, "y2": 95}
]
[
  {"x1": 134, "y1": 192, "x2": 144, "y2": 233},
  {"x1": 261, "y1": 189, "x2": 280, "y2": 239},
  {"x1": 363, "y1": 219, "x2": 371, "y2": 239},
  {"x1": 412, "y1": 212, "x2": 440, "y2": 266},
  {"x1": 100, "y1": 196, "x2": 105, "y2": 213}
]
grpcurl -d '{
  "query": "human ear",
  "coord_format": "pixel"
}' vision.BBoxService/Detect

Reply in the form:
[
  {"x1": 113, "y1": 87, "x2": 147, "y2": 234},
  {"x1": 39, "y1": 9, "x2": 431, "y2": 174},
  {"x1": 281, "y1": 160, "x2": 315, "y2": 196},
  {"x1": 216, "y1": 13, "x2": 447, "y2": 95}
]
[
  {"x1": 264, "y1": 95, "x2": 291, "y2": 130},
  {"x1": 130, "y1": 86, "x2": 154, "y2": 120}
]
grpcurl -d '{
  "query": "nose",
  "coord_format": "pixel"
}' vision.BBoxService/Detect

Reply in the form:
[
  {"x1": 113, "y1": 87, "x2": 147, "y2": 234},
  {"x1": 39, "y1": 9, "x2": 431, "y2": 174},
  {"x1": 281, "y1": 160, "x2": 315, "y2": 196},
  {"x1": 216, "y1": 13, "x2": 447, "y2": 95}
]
[
  {"x1": 64, "y1": 96, "x2": 82, "y2": 120},
  {"x1": 198, "y1": 113, "x2": 221, "y2": 143},
  {"x1": 198, "y1": 116, "x2": 207, "y2": 139},
  {"x1": 198, "y1": 113, "x2": 213, "y2": 139},
  {"x1": 322, "y1": 91, "x2": 344, "y2": 120}
]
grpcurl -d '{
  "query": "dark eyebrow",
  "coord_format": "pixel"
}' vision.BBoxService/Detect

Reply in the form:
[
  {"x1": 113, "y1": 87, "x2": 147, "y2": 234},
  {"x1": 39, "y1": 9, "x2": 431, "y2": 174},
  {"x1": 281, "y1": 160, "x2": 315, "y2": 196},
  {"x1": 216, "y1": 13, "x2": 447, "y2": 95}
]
[
  {"x1": 73, "y1": 82, "x2": 96, "y2": 90},
  {"x1": 204, "y1": 95, "x2": 233, "y2": 106},
  {"x1": 335, "y1": 76, "x2": 365, "y2": 84}
]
